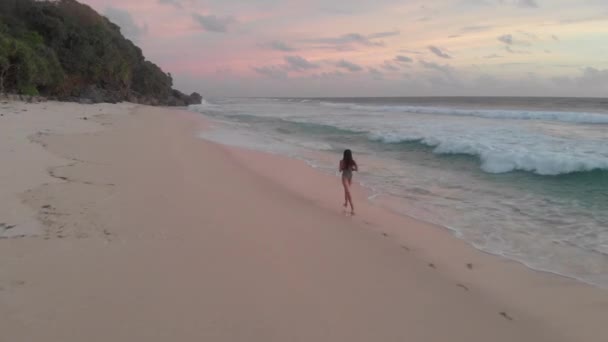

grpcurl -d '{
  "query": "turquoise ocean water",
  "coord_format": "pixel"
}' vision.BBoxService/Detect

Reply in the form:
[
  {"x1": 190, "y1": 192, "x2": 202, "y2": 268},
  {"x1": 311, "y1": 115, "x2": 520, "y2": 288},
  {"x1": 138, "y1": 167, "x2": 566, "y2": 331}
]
[{"x1": 191, "y1": 97, "x2": 608, "y2": 288}]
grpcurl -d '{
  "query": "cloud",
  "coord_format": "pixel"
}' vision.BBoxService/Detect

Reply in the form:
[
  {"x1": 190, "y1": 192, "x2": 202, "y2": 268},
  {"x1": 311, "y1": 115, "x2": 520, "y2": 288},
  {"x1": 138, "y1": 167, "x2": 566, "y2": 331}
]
[
  {"x1": 381, "y1": 61, "x2": 400, "y2": 71},
  {"x1": 251, "y1": 56, "x2": 319, "y2": 78},
  {"x1": 266, "y1": 41, "x2": 296, "y2": 52},
  {"x1": 497, "y1": 0, "x2": 539, "y2": 8},
  {"x1": 497, "y1": 34, "x2": 513, "y2": 44},
  {"x1": 252, "y1": 65, "x2": 287, "y2": 79},
  {"x1": 306, "y1": 33, "x2": 382, "y2": 47},
  {"x1": 505, "y1": 46, "x2": 530, "y2": 54},
  {"x1": 317, "y1": 71, "x2": 346, "y2": 80},
  {"x1": 336, "y1": 59, "x2": 363, "y2": 72},
  {"x1": 284, "y1": 55, "x2": 319, "y2": 71},
  {"x1": 428, "y1": 46, "x2": 451, "y2": 59},
  {"x1": 559, "y1": 14, "x2": 608, "y2": 24},
  {"x1": 368, "y1": 67, "x2": 384, "y2": 80},
  {"x1": 577, "y1": 67, "x2": 608, "y2": 88},
  {"x1": 497, "y1": 33, "x2": 532, "y2": 47},
  {"x1": 104, "y1": 7, "x2": 147, "y2": 42},
  {"x1": 460, "y1": 25, "x2": 493, "y2": 32},
  {"x1": 317, "y1": 1, "x2": 409, "y2": 16},
  {"x1": 107, "y1": 0, "x2": 608, "y2": 98},
  {"x1": 395, "y1": 55, "x2": 413, "y2": 63},
  {"x1": 303, "y1": 30, "x2": 398, "y2": 50},
  {"x1": 192, "y1": 14, "x2": 235, "y2": 33},
  {"x1": 515, "y1": 0, "x2": 539, "y2": 8},
  {"x1": 158, "y1": 0, "x2": 182, "y2": 8},
  {"x1": 549, "y1": 67, "x2": 608, "y2": 93},
  {"x1": 368, "y1": 30, "x2": 400, "y2": 39},
  {"x1": 463, "y1": 0, "x2": 539, "y2": 8},
  {"x1": 399, "y1": 49, "x2": 424, "y2": 55},
  {"x1": 420, "y1": 60, "x2": 453, "y2": 75},
  {"x1": 457, "y1": 0, "x2": 493, "y2": 8},
  {"x1": 517, "y1": 30, "x2": 539, "y2": 40}
]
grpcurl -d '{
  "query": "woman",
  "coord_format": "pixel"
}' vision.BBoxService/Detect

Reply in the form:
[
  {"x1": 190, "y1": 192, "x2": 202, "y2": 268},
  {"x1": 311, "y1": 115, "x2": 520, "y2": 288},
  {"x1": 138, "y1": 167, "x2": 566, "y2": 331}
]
[{"x1": 339, "y1": 149, "x2": 358, "y2": 215}]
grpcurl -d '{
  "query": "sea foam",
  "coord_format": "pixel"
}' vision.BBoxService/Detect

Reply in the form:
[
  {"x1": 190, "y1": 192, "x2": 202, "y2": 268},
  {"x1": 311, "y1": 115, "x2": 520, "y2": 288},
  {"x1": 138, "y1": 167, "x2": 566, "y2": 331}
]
[
  {"x1": 319, "y1": 102, "x2": 608, "y2": 124},
  {"x1": 191, "y1": 97, "x2": 608, "y2": 289},
  {"x1": 368, "y1": 130, "x2": 608, "y2": 175}
]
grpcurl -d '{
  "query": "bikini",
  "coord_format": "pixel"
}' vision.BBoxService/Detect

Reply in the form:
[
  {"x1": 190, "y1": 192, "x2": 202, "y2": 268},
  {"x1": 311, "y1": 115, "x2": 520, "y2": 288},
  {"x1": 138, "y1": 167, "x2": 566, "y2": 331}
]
[{"x1": 341, "y1": 162, "x2": 354, "y2": 181}]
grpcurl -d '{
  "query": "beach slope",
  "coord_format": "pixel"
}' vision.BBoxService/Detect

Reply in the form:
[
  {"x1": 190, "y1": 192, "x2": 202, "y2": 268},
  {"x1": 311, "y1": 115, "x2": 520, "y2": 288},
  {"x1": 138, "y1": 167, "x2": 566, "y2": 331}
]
[{"x1": 1, "y1": 102, "x2": 605, "y2": 341}]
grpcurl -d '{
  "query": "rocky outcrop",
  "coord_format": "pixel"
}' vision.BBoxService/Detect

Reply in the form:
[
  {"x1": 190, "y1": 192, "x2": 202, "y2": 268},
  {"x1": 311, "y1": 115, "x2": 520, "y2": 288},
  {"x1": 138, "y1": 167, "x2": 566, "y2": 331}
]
[
  {"x1": 72, "y1": 87, "x2": 203, "y2": 106},
  {"x1": 0, "y1": 93, "x2": 48, "y2": 103},
  {"x1": 2, "y1": 89, "x2": 203, "y2": 106},
  {"x1": 1, "y1": 0, "x2": 203, "y2": 108},
  {"x1": 166, "y1": 90, "x2": 204, "y2": 107}
]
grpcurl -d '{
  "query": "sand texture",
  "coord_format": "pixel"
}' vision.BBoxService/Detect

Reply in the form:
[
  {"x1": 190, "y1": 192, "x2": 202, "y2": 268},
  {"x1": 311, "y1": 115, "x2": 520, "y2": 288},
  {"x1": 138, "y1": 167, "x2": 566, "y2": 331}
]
[{"x1": 1, "y1": 102, "x2": 607, "y2": 342}]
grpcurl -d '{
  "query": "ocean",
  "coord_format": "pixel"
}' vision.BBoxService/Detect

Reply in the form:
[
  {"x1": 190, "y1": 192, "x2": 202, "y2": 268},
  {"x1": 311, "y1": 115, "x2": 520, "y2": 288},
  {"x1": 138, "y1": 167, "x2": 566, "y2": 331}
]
[{"x1": 190, "y1": 97, "x2": 608, "y2": 288}]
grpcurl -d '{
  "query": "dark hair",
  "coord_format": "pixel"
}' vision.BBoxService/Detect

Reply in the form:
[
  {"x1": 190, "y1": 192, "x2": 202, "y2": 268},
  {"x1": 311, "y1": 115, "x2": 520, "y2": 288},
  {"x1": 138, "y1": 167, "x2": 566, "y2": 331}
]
[{"x1": 343, "y1": 149, "x2": 355, "y2": 169}]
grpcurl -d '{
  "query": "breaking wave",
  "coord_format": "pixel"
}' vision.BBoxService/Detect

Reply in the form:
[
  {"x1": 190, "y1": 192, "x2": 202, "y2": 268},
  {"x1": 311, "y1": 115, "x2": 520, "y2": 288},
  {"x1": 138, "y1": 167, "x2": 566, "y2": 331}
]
[
  {"x1": 368, "y1": 131, "x2": 608, "y2": 175},
  {"x1": 319, "y1": 102, "x2": 608, "y2": 124}
]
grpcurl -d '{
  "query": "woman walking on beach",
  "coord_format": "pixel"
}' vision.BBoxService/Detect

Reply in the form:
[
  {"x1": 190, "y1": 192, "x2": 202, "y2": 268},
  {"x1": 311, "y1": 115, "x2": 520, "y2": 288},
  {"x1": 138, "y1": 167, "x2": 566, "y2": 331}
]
[{"x1": 340, "y1": 149, "x2": 358, "y2": 215}]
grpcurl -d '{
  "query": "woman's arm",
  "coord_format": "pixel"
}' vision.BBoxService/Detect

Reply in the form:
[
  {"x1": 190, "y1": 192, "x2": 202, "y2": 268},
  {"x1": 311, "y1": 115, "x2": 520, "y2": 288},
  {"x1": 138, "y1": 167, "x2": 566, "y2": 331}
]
[
  {"x1": 353, "y1": 161, "x2": 358, "y2": 172},
  {"x1": 339, "y1": 160, "x2": 344, "y2": 172}
]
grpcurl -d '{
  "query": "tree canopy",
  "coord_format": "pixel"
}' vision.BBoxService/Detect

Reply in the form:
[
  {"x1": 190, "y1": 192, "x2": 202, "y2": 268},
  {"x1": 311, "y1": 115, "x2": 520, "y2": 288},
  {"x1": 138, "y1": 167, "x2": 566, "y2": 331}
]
[{"x1": 0, "y1": 0, "x2": 201, "y2": 105}]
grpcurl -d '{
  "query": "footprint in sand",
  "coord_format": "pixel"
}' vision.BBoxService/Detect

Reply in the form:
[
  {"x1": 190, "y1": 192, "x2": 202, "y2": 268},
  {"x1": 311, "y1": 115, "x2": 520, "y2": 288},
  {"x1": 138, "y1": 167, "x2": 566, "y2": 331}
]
[
  {"x1": 3, "y1": 280, "x2": 27, "y2": 290},
  {"x1": 466, "y1": 263, "x2": 473, "y2": 270},
  {"x1": 500, "y1": 312, "x2": 514, "y2": 321},
  {"x1": 428, "y1": 263, "x2": 436, "y2": 269},
  {"x1": 457, "y1": 284, "x2": 470, "y2": 291},
  {"x1": 382, "y1": 232, "x2": 388, "y2": 237},
  {"x1": 401, "y1": 245, "x2": 410, "y2": 252},
  {"x1": 1, "y1": 223, "x2": 17, "y2": 231}
]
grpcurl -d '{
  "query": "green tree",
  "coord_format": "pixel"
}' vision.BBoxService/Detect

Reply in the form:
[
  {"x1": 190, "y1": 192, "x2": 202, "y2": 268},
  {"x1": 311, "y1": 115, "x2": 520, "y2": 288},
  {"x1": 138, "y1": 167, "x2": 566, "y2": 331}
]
[{"x1": 0, "y1": 0, "x2": 200, "y2": 104}]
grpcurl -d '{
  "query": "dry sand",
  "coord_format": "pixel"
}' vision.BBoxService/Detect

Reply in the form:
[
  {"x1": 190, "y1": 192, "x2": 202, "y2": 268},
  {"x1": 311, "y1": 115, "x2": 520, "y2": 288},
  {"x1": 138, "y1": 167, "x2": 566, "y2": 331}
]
[{"x1": 1, "y1": 101, "x2": 607, "y2": 341}]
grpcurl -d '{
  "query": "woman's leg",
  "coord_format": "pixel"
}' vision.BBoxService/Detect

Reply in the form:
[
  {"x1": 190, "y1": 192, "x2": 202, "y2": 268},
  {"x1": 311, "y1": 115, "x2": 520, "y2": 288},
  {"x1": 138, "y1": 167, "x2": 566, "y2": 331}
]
[
  {"x1": 347, "y1": 178, "x2": 354, "y2": 213},
  {"x1": 342, "y1": 177, "x2": 349, "y2": 208},
  {"x1": 342, "y1": 177, "x2": 354, "y2": 214}
]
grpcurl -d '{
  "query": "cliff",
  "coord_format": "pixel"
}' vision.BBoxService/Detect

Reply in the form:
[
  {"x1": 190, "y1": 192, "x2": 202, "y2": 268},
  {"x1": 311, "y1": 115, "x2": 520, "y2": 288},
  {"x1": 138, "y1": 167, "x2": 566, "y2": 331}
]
[{"x1": 0, "y1": 0, "x2": 202, "y2": 106}]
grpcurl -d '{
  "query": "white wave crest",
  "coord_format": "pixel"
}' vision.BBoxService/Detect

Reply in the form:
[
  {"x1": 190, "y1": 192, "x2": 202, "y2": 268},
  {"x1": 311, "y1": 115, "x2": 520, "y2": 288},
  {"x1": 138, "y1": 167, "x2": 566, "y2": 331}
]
[
  {"x1": 369, "y1": 131, "x2": 608, "y2": 175},
  {"x1": 189, "y1": 99, "x2": 223, "y2": 113},
  {"x1": 319, "y1": 102, "x2": 608, "y2": 124}
]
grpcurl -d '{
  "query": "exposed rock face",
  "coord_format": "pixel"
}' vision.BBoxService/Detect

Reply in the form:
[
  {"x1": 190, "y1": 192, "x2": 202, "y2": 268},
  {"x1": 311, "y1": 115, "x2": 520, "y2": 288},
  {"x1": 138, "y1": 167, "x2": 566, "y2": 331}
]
[
  {"x1": 1, "y1": 0, "x2": 203, "y2": 108},
  {"x1": 189, "y1": 92, "x2": 203, "y2": 104},
  {"x1": 2, "y1": 89, "x2": 204, "y2": 106},
  {"x1": 0, "y1": 93, "x2": 47, "y2": 103},
  {"x1": 74, "y1": 88, "x2": 203, "y2": 106},
  {"x1": 165, "y1": 90, "x2": 203, "y2": 107}
]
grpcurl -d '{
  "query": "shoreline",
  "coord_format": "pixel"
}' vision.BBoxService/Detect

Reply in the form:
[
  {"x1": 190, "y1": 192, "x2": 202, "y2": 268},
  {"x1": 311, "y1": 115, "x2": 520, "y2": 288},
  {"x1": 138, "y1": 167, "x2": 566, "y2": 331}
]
[
  {"x1": 1, "y1": 101, "x2": 607, "y2": 341},
  {"x1": 216, "y1": 131, "x2": 605, "y2": 289},
  {"x1": 195, "y1": 110, "x2": 608, "y2": 339},
  {"x1": 198, "y1": 113, "x2": 607, "y2": 290}
]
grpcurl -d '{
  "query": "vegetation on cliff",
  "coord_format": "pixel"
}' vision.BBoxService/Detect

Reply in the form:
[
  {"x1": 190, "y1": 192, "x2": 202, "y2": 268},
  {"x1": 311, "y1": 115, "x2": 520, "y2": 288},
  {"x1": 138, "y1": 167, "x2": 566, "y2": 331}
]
[{"x1": 0, "y1": 0, "x2": 201, "y2": 105}]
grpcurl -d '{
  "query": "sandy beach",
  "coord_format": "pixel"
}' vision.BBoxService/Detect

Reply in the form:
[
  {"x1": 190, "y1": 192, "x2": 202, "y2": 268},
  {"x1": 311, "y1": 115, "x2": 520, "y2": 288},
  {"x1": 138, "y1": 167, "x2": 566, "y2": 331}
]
[{"x1": 1, "y1": 100, "x2": 607, "y2": 341}]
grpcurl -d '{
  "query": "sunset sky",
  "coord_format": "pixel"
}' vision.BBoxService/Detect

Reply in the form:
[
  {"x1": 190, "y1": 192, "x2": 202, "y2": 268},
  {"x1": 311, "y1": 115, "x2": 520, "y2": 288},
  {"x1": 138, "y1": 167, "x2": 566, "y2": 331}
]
[{"x1": 82, "y1": 0, "x2": 608, "y2": 97}]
